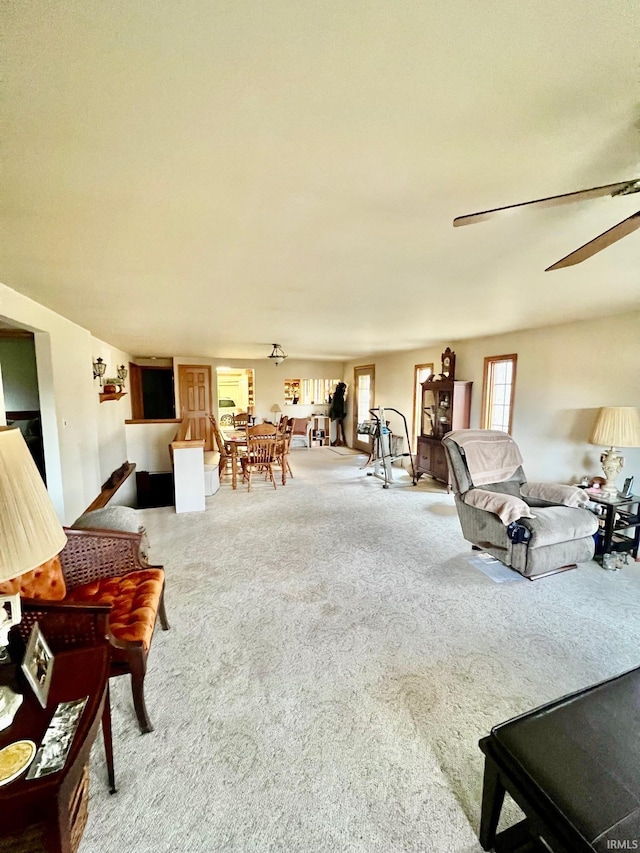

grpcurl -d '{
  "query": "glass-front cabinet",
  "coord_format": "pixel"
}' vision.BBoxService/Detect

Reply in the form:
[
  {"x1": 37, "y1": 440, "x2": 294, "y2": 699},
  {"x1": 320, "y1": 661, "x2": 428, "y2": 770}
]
[
  {"x1": 421, "y1": 385, "x2": 454, "y2": 440},
  {"x1": 415, "y1": 356, "x2": 472, "y2": 489}
]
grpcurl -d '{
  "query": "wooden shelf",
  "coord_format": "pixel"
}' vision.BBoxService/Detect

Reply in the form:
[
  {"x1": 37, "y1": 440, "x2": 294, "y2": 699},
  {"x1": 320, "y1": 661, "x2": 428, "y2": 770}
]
[
  {"x1": 84, "y1": 462, "x2": 136, "y2": 511},
  {"x1": 99, "y1": 392, "x2": 127, "y2": 403}
]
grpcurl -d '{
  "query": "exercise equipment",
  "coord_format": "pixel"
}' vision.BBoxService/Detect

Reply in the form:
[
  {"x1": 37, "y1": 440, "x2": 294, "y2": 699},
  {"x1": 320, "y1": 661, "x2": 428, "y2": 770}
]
[{"x1": 363, "y1": 407, "x2": 415, "y2": 488}]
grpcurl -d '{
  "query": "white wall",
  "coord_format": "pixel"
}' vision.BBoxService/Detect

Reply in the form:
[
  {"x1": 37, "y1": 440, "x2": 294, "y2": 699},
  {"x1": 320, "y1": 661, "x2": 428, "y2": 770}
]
[
  {"x1": 344, "y1": 312, "x2": 640, "y2": 486},
  {"x1": 125, "y1": 422, "x2": 176, "y2": 474},
  {"x1": 0, "y1": 283, "x2": 131, "y2": 523},
  {"x1": 453, "y1": 312, "x2": 640, "y2": 484},
  {"x1": 343, "y1": 348, "x2": 442, "y2": 446},
  {"x1": 92, "y1": 336, "x2": 135, "y2": 506}
]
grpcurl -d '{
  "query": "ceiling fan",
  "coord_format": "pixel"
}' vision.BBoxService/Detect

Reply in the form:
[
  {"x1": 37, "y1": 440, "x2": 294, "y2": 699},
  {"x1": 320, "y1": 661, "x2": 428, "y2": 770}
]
[{"x1": 453, "y1": 178, "x2": 640, "y2": 271}]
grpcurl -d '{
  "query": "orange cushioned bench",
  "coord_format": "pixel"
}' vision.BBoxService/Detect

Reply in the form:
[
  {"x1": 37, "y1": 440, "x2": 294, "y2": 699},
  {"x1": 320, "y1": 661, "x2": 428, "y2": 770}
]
[{"x1": 0, "y1": 526, "x2": 169, "y2": 734}]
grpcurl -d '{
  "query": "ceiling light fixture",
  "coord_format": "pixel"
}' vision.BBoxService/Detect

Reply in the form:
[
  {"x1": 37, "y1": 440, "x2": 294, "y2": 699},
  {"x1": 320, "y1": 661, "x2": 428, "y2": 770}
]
[{"x1": 268, "y1": 344, "x2": 288, "y2": 367}]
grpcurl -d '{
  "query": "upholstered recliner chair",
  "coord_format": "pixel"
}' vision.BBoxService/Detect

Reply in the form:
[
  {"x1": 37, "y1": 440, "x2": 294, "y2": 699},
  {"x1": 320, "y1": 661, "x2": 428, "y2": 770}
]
[{"x1": 442, "y1": 430, "x2": 598, "y2": 579}]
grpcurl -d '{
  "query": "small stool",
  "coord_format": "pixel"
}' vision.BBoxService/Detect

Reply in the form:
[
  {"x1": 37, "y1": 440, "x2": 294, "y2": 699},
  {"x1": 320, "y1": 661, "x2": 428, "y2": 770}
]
[{"x1": 479, "y1": 665, "x2": 640, "y2": 852}]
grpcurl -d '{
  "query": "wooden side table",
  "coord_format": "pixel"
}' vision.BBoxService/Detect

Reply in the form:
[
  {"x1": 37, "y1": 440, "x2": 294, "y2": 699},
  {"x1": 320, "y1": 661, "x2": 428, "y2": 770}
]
[{"x1": 0, "y1": 646, "x2": 114, "y2": 853}]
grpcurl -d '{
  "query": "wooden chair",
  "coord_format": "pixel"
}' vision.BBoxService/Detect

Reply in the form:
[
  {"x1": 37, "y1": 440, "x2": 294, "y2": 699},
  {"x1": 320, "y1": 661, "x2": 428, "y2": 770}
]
[
  {"x1": 247, "y1": 422, "x2": 277, "y2": 437},
  {"x1": 241, "y1": 436, "x2": 277, "y2": 491},
  {"x1": 59, "y1": 528, "x2": 169, "y2": 734},
  {"x1": 0, "y1": 532, "x2": 169, "y2": 735},
  {"x1": 208, "y1": 413, "x2": 233, "y2": 479},
  {"x1": 233, "y1": 412, "x2": 249, "y2": 430},
  {"x1": 273, "y1": 431, "x2": 294, "y2": 485}
]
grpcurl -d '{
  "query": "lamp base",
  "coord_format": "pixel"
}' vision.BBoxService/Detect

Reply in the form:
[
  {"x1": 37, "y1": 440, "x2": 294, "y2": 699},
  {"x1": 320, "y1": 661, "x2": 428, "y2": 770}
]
[{"x1": 600, "y1": 446, "x2": 624, "y2": 498}]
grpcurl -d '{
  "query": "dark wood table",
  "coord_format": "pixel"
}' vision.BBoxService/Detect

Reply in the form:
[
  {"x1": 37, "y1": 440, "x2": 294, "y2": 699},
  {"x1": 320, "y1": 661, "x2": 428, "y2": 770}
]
[
  {"x1": 586, "y1": 490, "x2": 640, "y2": 564},
  {"x1": 0, "y1": 646, "x2": 114, "y2": 853}
]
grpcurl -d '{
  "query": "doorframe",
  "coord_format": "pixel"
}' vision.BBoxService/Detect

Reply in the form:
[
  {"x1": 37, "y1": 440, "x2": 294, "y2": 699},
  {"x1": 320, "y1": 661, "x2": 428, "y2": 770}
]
[
  {"x1": 352, "y1": 364, "x2": 375, "y2": 454},
  {"x1": 412, "y1": 362, "x2": 434, "y2": 451}
]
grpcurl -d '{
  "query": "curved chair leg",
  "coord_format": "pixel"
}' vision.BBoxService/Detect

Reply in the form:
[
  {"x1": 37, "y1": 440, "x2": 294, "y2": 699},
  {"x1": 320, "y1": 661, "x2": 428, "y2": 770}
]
[
  {"x1": 102, "y1": 683, "x2": 117, "y2": 793},
  {"x1": 130, "y1": 652, "x2": 153, "y2": 734},
  {"x1": 158, "y1": 588, "x2": 170, "y2": 631}
]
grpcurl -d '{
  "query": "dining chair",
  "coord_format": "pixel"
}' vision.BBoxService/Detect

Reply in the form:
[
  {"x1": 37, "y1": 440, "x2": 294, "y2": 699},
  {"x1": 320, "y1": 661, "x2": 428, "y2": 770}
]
[
  {"x1": 233, "y1": 412, "x2": 249, "y2": 430},
  {"x1": 242, "y1": 436, "x2": 277, "y2": 491},
  {"x1": 208, "y1": 414, "x2": 233, "y2": 479},
  {"x1": 273, "y1": 431, "x2": 294, "y2": 485},
  {"x1": 247, "y1": 422, "x2": 277, "y2": 437}
]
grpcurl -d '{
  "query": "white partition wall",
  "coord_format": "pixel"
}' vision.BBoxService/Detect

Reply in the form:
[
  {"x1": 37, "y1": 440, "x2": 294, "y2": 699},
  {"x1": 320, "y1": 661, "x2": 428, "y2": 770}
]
[{"x1": 172, "y1": 444, "x2": 205, "y2": 513}]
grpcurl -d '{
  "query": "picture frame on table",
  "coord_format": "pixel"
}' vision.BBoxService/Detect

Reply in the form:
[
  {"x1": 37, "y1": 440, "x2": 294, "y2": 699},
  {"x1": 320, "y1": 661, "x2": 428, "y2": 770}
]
[{"x1": 21, "y1": 622, "x2": 54, "y2": 709}]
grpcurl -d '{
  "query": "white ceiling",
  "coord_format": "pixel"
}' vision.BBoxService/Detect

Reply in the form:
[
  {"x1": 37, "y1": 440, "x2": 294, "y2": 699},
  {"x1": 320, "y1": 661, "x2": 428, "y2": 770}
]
[{"x1": 2, "y1": 1, "x2": 639, "y2": 361}]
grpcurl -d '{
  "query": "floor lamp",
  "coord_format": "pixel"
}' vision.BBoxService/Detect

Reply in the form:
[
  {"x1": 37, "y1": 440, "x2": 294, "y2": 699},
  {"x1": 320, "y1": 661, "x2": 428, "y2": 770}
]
[{"x1": 0, "y1": 426, "x2": 67, "y2": 728}]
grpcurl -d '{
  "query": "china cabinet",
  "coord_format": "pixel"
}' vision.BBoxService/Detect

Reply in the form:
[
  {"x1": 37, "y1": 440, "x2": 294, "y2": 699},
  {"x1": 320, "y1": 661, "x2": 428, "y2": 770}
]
[{"x1": 415, "y1": 350, "x2": 471, "y2": 488}]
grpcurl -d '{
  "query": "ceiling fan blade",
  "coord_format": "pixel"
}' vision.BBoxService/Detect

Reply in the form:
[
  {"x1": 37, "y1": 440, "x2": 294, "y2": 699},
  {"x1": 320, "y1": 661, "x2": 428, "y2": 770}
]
[
  {"x1": 546, "y1": 211, "x2": 640, "y2": 271},
  {"x1": 453, "y1": 179, "x2": 640, "y2": 227}
]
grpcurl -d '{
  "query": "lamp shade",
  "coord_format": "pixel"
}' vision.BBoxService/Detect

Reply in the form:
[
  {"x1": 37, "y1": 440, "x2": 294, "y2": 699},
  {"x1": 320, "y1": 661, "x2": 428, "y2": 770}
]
[
  {"x1": 270, "y1": 404, "x2": 282, "y2": 414},
  {"x1": 589, "y1": 407, "x2": 640, "y2": 448},
  {"x1": 0, "y1": 427, "x2": 67, "y2": 582}
]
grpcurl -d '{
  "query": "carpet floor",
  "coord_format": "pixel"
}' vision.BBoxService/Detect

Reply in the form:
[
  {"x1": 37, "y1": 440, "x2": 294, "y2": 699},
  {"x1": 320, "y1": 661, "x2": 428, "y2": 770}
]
[{"x1": 81, "y1": 448, "x2": 640, "y2": 852}]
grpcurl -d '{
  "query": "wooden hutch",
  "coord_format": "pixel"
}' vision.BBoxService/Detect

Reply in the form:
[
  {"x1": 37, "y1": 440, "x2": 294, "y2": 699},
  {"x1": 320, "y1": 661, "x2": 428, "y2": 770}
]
[{"x1": 415, "y1": 348, "x2": 472, "y2": 488}]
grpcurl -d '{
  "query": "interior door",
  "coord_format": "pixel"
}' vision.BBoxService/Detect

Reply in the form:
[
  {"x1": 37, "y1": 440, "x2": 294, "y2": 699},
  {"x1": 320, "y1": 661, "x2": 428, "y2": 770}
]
[
  {"x1": 353, "y1": 365, "x2": 375, "y2": 453},
  {"x1": 178, "y1": 364, "x2": 213, "y2": 450}
]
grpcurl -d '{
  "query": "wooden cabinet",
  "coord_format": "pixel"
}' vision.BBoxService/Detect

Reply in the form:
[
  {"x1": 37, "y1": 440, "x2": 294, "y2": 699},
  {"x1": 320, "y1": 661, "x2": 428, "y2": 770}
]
[{"x1": 416, "y1": 378, "x2": 472, "y2": 488}]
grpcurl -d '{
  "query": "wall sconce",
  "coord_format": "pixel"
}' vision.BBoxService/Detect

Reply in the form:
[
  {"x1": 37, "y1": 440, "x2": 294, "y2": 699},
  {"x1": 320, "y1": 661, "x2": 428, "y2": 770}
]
[
  {"x1": 93, "y1": 357, "x2": 107, "y2": 386},
  {"x1": 117, "y1": 365, "x2": 128, "y2": 388},
  {"x1": 268, "y1": 344, "x2": 288, "y2": 366}
]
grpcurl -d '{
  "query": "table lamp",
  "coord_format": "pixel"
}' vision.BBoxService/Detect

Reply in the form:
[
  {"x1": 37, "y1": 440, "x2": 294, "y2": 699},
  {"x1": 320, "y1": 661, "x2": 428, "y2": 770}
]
[
  {"x1": 589, "y1": 407, "x2": 640, "y2": 498},
  {"x1": 270, "y1": 404, "x2": 282, "y2": 423},
  {"x1": 0, "y1": 426, "x2": 67, "y2": 728}
]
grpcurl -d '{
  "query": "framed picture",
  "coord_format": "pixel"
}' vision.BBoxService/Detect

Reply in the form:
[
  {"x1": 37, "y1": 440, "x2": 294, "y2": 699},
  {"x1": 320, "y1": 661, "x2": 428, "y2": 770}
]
[
  {"x1": 622, "y1": 476, "x2": 634, "y2": 498},
  {"x1": 0, "y1": 593, "x2": 22, "y2": 657},
  {"x1": 21, "y1": 622, "x2": 54, "y2": 709}
]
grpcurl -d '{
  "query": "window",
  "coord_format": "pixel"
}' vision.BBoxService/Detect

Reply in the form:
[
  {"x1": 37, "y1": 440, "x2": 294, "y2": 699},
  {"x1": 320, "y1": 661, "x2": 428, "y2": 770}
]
[{"x1": 481, "y1": 354, "x2": 517, "y2": 433}]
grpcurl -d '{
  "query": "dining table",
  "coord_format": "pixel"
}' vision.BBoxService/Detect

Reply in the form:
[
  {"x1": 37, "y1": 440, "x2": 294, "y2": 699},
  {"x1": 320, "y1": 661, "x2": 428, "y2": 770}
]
[{"x1": 222, "y1": 428, "x2": 289, "y2": 489}]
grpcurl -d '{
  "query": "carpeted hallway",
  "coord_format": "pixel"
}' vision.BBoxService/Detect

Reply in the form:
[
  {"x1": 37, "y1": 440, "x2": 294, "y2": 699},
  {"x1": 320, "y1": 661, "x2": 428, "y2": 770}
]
[{"x1": 82, "y1": 448, "x2": 640, "y2": 852}]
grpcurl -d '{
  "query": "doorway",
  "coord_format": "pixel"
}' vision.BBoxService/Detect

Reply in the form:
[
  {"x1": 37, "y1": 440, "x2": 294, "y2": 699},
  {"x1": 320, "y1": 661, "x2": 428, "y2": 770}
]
[
  {"x1": 215, "y1": 368, "x2": 255, "y2": 427},
  {"x1": 352, "y1": 365, "x2": 375, "y2": 453},
  {"x1": 412, "y1": 363, "x2": 433, "y2": 451},
  {"x1": 0, "y1": 329, "x2": 46, "y2": 480}
]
